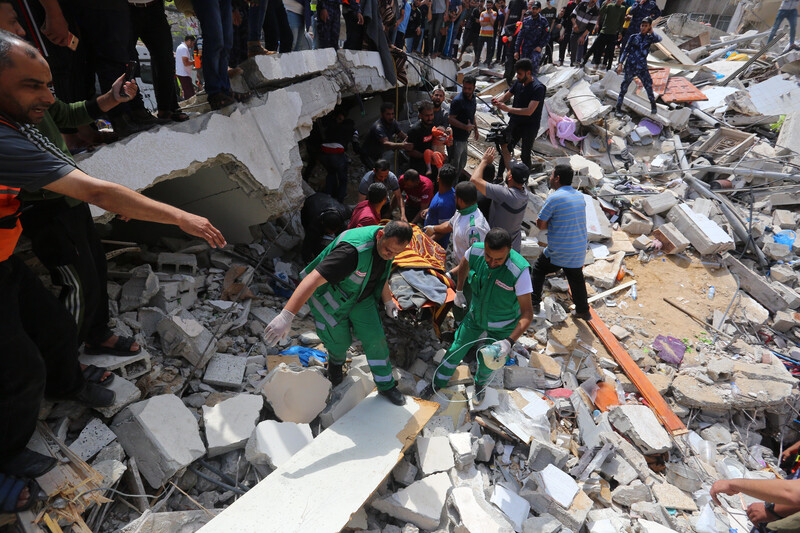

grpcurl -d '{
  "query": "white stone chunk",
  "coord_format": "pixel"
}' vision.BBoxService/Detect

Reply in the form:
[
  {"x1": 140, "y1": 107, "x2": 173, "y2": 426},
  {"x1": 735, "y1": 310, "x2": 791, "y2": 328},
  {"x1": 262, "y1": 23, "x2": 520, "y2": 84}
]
[
  {"x1": 202, "y1": 394, "x2": 263, "y2": 457},
  {"x1": 94, "y1": 376, "x2": 142, "y2": 418},
  {"x1": 490, "y1": 483, "x2": 531, "y2": 532},
  {"x1": 448, "y1": 432, "x2": 475, "y2": 468},
  {"x1": 245, "y1": 420, "x2": 313, "y2": 468},
  {"x1": 112, "y1": 394, "x2": 206, "y2": 488},
  {"x1": 534, "y1": 464, "x2": 579, "y2": 509},
  {"x1": 203, "y1": 353, "x2": 246, "y2": 389},
  {"x1": 259, "y1": 363, "x2": 331, "y2": 423},
  {"x1": 416, "y1": 436, "x2": 456, "y2": 475},
  {"x1": 449, "y1": 486, "x2": 514, "y2": 533},
  {"x1": 608, "y1": 405, "x2": 673, "y2": 454},
  {"x1": 372, "y1": 472, "x2": 453, "y2": 530}
]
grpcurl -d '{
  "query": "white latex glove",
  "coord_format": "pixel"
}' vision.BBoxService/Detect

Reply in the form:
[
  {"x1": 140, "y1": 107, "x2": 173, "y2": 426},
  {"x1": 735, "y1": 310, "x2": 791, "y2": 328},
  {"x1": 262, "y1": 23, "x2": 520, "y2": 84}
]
[
  {"x1": 384, "y1": 299, "x2": 400, "y2": 319},
  {"x1": 492, "y1": 338, "x2": 512, "y2": 357},
  {"x1": 265, "y1": 309, "x2": 295, "y2": 346},
  {"x1": 454, "y1": 290, "x2": 467, "y2": 308}
]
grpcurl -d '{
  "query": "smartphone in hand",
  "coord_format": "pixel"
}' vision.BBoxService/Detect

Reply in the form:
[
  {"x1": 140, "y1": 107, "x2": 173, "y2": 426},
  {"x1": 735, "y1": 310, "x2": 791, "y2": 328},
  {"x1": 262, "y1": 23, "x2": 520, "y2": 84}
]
[{"x1": 119, "y1": 62, "x2": 136, "y2": 97}]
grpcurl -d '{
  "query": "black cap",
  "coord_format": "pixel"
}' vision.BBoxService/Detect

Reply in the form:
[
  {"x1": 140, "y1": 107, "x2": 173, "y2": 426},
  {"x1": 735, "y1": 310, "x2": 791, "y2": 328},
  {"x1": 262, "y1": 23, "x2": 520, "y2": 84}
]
[
  {"x1": 642, "y1": 16, "x2": 653, "y2": 24},
  {"x1": 509, "y1": 162, "x2": 530, "y2": 184},
  {"x1": 532, "y1": 1, "x2": 541, "y2": 7}
]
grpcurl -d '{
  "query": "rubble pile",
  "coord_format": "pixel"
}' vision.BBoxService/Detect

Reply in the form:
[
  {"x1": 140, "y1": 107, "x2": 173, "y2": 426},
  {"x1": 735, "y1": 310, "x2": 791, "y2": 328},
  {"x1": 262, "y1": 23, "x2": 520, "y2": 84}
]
[{"x1": 23, "y1": 14, "x2": 800, "y2": 533}]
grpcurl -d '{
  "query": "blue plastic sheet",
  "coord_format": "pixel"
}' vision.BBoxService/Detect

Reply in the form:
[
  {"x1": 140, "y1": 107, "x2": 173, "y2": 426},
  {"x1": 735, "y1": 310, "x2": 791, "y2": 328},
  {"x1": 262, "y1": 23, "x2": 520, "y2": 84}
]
[{"x1": 279, "y1": 346, "x2": 328, "y2": 366}]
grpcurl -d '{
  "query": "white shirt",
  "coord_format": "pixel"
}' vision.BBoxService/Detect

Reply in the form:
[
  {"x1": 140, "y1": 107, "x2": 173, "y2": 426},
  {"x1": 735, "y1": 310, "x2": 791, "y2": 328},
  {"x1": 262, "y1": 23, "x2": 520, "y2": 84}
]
[
  {"x1": 450, "y1": 207, "x2": 491, "y2": 261},
  {"x1": 175, "y1": 43, "x2": 192, "y2": 77},
  {"x1": 462, "y1": 248, "x2": 533, "y2": 296}
]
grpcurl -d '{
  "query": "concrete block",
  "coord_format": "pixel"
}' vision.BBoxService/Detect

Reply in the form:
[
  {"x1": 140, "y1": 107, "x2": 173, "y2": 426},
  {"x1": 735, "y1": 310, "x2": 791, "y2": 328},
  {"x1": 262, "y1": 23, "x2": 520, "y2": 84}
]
[
  {"x1": 94, "y1": 376, "x2": 142, "y2": 418},
  {"x1": 651, "y1": 223, "x2": 690, "y2": 255},
  {"x1": 203, "y1": 353, "x2": 246, "y2": 389},
  {"x1": 138, "y1": 307, "x2": 167, "y2": 337},
  {"x1": 773, "y1": 281, "x2": 800, "y2": 309},
  {"x1": 448, "y1": 432, "x2": 475, "y2": 468},
  {"x1": 600, "y1": 455, "x2": 638, "y2": 485},
  {"x1": 773, "y1": 310, "x2": 799, "y2": 332},
  {"x1": 120, "y1": 264, "x2": 160, "y2": 312},
  {"x1": 157, "y1": 310, "x2": 217, "y2": 368},
  {"x1": 474, "y1": 434, "x2": 496, "y2": 463},
  {"x1": 527, "y1": 438, "x2": 570, "y2": 471},
  {"x1": 633, "y1": 235, "x2": 652, "y2": 250},
  {"x1": 371, "y1": 472, "x2": 452, "y2": 530},
  {"x1": 583, "y1": 251, "x2": 625, "y2": 289},
  {"x1": 319, "y1": 374, "x2": 373, "y2": 428},
  {"x1": 523, "y1": 514, "x2": 562, "y2": 533},
  {"x1": 608, "y1": 405, "x2": 673, "y2": 455},
  {"x1": 770, "y1": 264, "x2": 798, "y2": 286},
  {"x1": 611, "y1": 479, "x2": 652, "y2": 507},
  {"x1": 416, "y1": 436, "x2": 456, "y2": 476},
  {"x1": 610, "y1": 325, "x2": 630, "y2": 340},
  {"x1": 620, "y1": 211, "x2": 653, "y2": 236},
  {"x1": 641, "y1": 192, "x2": 678, "y2": 216},
  {"x1": 244, "y1": 420, "x2": 313, "y2": 468},
  {"x1": 667, "y1": 204, "x2": 734, "y2": 255},
  {"x1": 521, "y1": 481, "x2": 592, "y2": 532},
  {"x1": 112, "y1": 394, "x2": 206, "y2": 488},
  {"x1": 157, "y1": 252, "x2": 198, "y2": 274},
  {"x1": 599, "y1": 432, "x2": 651, "y2": 483},
  {"x1": 764, "y1": 242, "x2": 793, "y2": 261},
  {"x1": 568, "y1": 79, "x2": 611, "y2": 125},
  {"x1": 259, "y1": 363, "x2": 331, "y2": 423},
  {"x1": 392, "y1": 458, "x2": 418, "y2": 486},
  {"x1": 532, "y1": 464, "x2": 579, "y2": 508},
  {"x1": 491, "y1": 483, "x2": 531, "y2": 532},
  {"x1": 69, "y1": 418, "x2": 117, "y2": 462},
  {"x1": 202, "y1": 394, "x2": 263, "y2": 457},
  {"x1": 724, "y1": 254, "x2": 789, "y2": 314},
  {"x1": 651, "y1": 482, "x2": 697, "y2": 511},
  {"x1": 773, "y1": 209, "x2": 798, "y2": 230},
  {"x1": 93, "y1": 459, "x2": 127, "y2": 486},
  {"x1": 544, "y1": 296, "x2": 567, "y2": 323},
  {"x1": 79, "y1": 349, "x2": 152, "y2": 380},
  {"x1": 445, "y1": 486, "x2": 515, "y2": 533}
]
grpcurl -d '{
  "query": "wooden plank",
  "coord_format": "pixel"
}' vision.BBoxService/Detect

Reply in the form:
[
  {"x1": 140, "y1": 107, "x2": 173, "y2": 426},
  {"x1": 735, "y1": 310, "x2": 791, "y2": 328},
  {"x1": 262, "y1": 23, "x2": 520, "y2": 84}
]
[
  {"x1": 586, "y1": 308, "x2": 687, "y2": 435},
  {"x1": 199, "y1": 393, "x2": 438, "y2": 533}
]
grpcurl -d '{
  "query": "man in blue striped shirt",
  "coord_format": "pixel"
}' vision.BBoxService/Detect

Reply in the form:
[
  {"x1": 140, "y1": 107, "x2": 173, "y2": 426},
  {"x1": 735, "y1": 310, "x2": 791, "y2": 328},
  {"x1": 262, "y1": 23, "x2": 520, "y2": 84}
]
[{"x1": 531, "y1": 164, "x2": 590, "y2": 319}]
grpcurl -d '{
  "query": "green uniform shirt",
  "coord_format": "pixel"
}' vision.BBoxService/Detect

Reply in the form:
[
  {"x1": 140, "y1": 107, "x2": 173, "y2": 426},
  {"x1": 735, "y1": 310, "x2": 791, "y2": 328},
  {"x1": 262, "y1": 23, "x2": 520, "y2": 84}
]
[{"x1": 599, "y1": 2, "x2": 628, "y2": 35}]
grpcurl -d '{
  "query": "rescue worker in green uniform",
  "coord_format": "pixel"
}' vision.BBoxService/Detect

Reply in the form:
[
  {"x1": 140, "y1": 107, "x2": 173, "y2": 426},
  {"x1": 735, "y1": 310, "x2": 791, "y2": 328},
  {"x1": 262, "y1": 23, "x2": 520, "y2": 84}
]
[
  {"x1": 421, "y1": 227, "x2": 533, "y2": 403},
  {"x1": 265, "y1": 221, "x2": 414, "y2": 406}
]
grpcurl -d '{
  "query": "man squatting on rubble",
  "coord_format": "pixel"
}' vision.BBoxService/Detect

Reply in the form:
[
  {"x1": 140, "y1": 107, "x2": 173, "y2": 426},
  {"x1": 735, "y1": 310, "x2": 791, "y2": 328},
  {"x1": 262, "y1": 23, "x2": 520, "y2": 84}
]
[
  {"x1": 421, "y1": 227, "x2": 533, "y2": 403},
  {"x1": 0, "y1": 30, "x2": 226, "y2": 485},
  {"x1": 265, "y1": 221, "x2": 414, "y2": 406},
  {"x1": 614, "y1": 16, "x2": 661, "y2": 116}
]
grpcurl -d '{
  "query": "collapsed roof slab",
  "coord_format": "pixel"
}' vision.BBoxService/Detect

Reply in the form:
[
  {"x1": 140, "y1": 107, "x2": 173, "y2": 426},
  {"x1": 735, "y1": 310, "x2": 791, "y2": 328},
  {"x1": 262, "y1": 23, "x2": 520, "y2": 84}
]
[
  {"x1": 77, "y1": 50, "x2": 457, "y2": 243},
  {"x1": 197, "y1": 392, "x2": 438, "y2": 533}
]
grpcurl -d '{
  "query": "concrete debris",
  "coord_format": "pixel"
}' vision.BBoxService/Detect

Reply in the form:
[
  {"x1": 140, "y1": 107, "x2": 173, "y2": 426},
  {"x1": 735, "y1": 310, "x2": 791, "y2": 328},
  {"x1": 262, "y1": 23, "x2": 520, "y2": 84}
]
[
  {"x1": 157, "y1": 309, "x2": 218, "y2": 368},
  {"x1": 491, "y1": 483, "x2": 531, "y2": 532},
  {"x1": 259, "y1": 363, "x2": 331, "y2": 423},
  {"x1": 202, "y1": 394, "x2": 263, "y2": 457},
  {"x1": 372, "y1": 472, "x2": 453, "y2": 530},
  {"x1": 245, "y1": 420, "x2": 313, "y2": 468},
  {"x1": 444, "y1": 486, "x2": 515, "y2": 533},
  {"x1": 203, "y1": 353, "x2": 247, "y2": 389},
  {"x1": 68, "y1": 418, "x2": 117, "y2": 462},
  {"x1": 112, "y1": 394, "x2": 206, "y2": 488},
  {"x1": 416, "y1": 436, "x2": 456, "y2": 476},
  {"x1": 608, "y1": 405, "x2": 673, "y2": 455}
]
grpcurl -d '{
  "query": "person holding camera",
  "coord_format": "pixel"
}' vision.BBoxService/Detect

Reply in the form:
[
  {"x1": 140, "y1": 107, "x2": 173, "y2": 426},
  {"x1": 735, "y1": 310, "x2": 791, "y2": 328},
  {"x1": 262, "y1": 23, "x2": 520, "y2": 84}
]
[{"x1": 490, "y1": 57, "x2": 546, "y2": 179}]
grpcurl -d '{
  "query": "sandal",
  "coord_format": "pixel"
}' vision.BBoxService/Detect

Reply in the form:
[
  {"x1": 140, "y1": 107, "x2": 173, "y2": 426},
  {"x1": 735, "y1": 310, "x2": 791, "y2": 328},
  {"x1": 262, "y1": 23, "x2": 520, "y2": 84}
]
[
  {"x1": 0, "y1": 475, "x2": 42, "y2": 514},
  {"x1": 82, "y1": 364, "x2": 115, "y2": 387},
  {"x1": 84, "y1": 335, "x2": 141, "y2": 357},
  {"x1": 74, "y1": 383, "x2": 116, "y2": 408},
  {"x1": 0, "y1": 449, "x2": 57, "y2": 479}
]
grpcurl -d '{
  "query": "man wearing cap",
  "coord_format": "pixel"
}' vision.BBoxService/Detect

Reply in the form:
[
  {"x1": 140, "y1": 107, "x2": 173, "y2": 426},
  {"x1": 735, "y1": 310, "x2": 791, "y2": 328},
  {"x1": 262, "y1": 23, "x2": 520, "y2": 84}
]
[
  {"x1": 515, "y1": 1, "x2": 550, "y2": 74},
  {"x1": 491, "y1": 57, "x2": 546, "y2": 180},
  {"x1": 619, "y1": 0, "x2": 660, "y2": 58},
  {"x1": 531, "y1": 164, "x2": 590, "y2": 320},
  {"x1": 615, "y1": 16, "x2": 661, "y2": 116},
  {"x1": 470, "y1": 147, "x2": 529, "y2": 252}
]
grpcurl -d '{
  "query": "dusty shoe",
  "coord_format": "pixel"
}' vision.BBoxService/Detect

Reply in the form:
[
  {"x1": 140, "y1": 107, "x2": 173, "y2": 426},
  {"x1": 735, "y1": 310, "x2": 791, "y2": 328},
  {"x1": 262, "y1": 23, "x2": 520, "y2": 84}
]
[
  {"x1": 574, "y1": 309, "x2": 592, "y2": 321},
  {"x1": 473, "y1": 387, "x2": 486, "y2": 405},
  {"x1": 419, "y1": 383, "x2": 435, "y2": 400},
  {"x1": 650, "y1": 103, "x2": 658, "y2": 114},
  {"x1": 327, "y1": 363, "x2": 344, "y2": 387},
  {"x1": 379, "y1": 386, "x2": 406, "y2": 406},
  {"x1": 614, "y1": 106, "x2": 625, "y2": 118},
  {"x1": 208, "y1": 92, "x2": 236, "y2": 110},
  {"x1": 247, "y1": 41, "x2": 275, "y2": 57}
]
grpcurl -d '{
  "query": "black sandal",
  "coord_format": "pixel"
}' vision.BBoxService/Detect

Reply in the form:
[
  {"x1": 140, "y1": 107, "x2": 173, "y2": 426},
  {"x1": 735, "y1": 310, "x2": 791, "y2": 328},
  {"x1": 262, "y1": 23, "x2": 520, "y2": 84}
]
[
  {"x1": 82, "y1": 364, "x2": 115, "y2": 387},
  {"x1": 75, "y1": 383, "x2": 116, "y2": 408},
  {"x1": 0, "y1": 475, "x2": 42, "y2": 514},
  {"x1": 84, "y1": 335, "x2": 141, "y2": 357}
]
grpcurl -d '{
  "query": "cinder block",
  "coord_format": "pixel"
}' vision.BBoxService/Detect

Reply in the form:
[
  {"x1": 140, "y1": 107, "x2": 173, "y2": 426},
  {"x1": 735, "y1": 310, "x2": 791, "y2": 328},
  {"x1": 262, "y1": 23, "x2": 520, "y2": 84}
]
[
  {"x1": 641, "y1": 191, "x2": 678, "y2": 216},
  {"x1": 652, "y1": 222, "x2": 690, "y2": 255},
  {"x1": 203, "y1": 353, "x2": 246, "y2": 389}
]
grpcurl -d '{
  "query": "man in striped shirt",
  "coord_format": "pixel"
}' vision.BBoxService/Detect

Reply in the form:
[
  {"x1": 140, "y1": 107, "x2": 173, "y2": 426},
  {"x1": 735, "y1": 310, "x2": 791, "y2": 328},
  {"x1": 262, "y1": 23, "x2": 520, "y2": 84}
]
[{"x1": 531, "y1": 164, "x2": 590, "y2": 319}]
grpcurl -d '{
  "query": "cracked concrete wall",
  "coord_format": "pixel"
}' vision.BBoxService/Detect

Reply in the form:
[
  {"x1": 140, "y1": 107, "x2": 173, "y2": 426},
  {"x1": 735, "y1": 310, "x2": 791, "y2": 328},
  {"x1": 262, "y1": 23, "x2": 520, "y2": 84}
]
[{"x1": 78, "y1": 49, "x2": 457, "y2": 243}]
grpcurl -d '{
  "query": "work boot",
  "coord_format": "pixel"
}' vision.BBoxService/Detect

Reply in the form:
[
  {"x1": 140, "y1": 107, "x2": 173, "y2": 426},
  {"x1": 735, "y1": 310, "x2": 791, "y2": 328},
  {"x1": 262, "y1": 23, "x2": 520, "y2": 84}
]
[
  {"x1": 574, "y1": 309, "x2": 592, "y2": 321},
  {"x1": 650, "y1": 103, "x2": 658, "y2": 115},
  {"x1": 613, "y1": 106, "x2": 625, "y2": 118},
  {"x1": 473, "y1": 387, "x2": 486, "y2": 405},
  {"x1": 327, "y1": 363, "x2": 344, "y2": 387},
  {"x1": 533, "y1": 302, "x2": 544, "y2": 317},
  {"x1": 0, "y1": 449, "x2": 57, "y2": 478},
  {"x1": 419, "y1": 383, "x2": 435, "y2": 400},
  {"x1": 379, "y1": 386, "x2": 406, "y2": 406}
]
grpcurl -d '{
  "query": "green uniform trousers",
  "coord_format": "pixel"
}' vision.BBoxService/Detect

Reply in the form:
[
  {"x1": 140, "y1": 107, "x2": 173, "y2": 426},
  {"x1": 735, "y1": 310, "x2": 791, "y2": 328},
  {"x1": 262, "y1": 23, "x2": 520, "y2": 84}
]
[
  {"x1": 314, "y1": 297, "x2": 396, "y2": 391},
  {"x1": 434, "y1": 313, "x2": 515, "y2": 389}
]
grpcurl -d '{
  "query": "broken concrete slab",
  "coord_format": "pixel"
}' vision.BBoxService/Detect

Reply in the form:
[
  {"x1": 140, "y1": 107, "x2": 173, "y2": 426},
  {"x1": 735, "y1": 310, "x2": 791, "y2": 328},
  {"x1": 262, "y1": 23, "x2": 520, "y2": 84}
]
[
  {"x1": 528, "y1": 437, "x2": 570, "y2": 472},
  {"x1": 79, "y1": 349, "x2": 152, "y2": 381},
  {"x1": 392, "y1": 458, "x2": 419, "y2": 486},
  {"x1": 202, "y1": 394, "x2": 263, "y2": 457},
  {"x1": 651, "y1": 482, "x2": 697, "y2": 512},
  {"x1": 652, "y1": 223, "x2": 690, "y2": 255},
  {"x1": 608, "y1": 405, "x2": 673, "y2": 455},
  {"x1": 532, "y1": 464, "x2": 580, "y2": 509},
  {"x1": 118, "y1": 509, "x2": 221, "y2": 533},
  {"x1": 722, "y1": 253, "x2": 789, "y2": 314},
  {"x1": 157, "y1": 310, "x2": 218, "y2": 368},
  {"x1": 416, "y1": 436, "x2": 456, "y2": 476},
  {"x1": 373, "y1": 472, "x2": 453, "y2": 530},
  {"x1": 319, "y1": 374, "x2": 374, "y2": 428},
  {"x1": 244, "y1": 420, "x2": 313, "y2": 468},
  {"x1": 641, "y1": 192, "x2": 678, "y2": 216},
  {"x1": 95, "y1": 375, "x2": 142, "y2": 418},
  {"x1": 448, "y1": 432, "x2": 475, "y2": 469},
  {"x1": 611, "y1": 480, "x2": 652, "y2": 507},
  {"x1": 667, "y1": 204, "x2": 734, "y2": 255},
  {"x1": 203, "y1": 353, "x2": 246, "y2": 389},
  {"x1": 522, "y1": 479, "x2": 592, "y2": 532},
  {"x1": 444, "y1": 486, "x2": 515, "y2": 533},
  {"x1": 568, "y1": 79, "x2": 612, "y2": 125},
  {"x1": 491, "y1": 483, "x2": 531, "y2": 532},
  {"x1": 199, "y1": 393, "x2": 437, "y2": 533},
  {"x1": 112, "y1": 394, "x2": 206, "y2": 488},
  {"x1": 259, "y1": 363, "x2": 331, "y2": 423},
  {"x1": 120, "y1": 264, "x2": 160, "y2": 312},
  {"x1": 69, "y1": 418, "x2": 117, "y2": 462}
]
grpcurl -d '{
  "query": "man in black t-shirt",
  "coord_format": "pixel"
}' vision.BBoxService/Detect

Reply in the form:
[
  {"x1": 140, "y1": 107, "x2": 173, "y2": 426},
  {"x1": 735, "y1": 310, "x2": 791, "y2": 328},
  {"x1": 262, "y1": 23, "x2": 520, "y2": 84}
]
[
  {"x1": 406, "y1": 100, "x2": 436, "y2": 175},
  {"x1": 491, "y1": 58, "x2": 546, "y2": 176},
  {"x1": 362, "y1": 102, "x2": 412, "y2": 169}
]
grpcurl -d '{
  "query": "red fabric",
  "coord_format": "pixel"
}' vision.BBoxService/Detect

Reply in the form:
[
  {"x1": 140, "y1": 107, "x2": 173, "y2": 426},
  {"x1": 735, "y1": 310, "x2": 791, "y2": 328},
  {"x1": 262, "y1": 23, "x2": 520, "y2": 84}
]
[
  {"x1": 399, "y1": 175, "x2": 434, "y2": 208},
  {"x1": 347, "y1": 200, "x2": 380, "y2": 229}
]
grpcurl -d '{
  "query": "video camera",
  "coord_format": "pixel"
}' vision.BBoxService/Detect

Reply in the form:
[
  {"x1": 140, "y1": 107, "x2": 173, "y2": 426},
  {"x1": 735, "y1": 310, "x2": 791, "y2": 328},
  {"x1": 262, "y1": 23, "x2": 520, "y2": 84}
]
[{"x1": 485, "y1": 122, "x2": 507, "y2": 145}]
